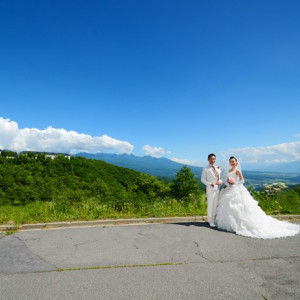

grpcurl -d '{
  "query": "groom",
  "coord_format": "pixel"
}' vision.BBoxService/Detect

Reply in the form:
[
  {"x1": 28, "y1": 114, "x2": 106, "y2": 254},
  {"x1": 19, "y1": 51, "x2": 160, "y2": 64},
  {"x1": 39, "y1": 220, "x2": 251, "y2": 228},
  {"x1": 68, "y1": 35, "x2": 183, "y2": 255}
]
[{"x1": 201, "y1": 153, "x2": 222, "y2": 227}]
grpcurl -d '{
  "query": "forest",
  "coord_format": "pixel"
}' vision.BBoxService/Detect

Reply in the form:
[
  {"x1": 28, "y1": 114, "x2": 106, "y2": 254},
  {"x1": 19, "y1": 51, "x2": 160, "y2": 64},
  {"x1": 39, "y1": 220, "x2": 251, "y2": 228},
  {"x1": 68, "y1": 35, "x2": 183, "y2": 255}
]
[{"x1": 0, "y1": 151, "x2": 299, "y2": 225}]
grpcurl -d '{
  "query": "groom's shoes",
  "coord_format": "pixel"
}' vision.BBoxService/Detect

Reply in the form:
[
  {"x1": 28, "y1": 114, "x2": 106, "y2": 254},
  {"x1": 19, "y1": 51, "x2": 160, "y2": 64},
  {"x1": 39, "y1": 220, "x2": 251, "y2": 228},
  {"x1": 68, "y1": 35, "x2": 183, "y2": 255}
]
[{"x1": 209, "y1": 222, "x2": 216, "y2": 227}]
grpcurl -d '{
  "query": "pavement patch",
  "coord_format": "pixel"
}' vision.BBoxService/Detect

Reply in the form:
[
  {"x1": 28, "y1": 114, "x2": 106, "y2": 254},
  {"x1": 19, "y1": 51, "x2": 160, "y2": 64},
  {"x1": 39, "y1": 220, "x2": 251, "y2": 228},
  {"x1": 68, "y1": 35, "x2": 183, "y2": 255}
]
[{"x1": 0, "y1": 235, "x2": 56, "y2": 274}]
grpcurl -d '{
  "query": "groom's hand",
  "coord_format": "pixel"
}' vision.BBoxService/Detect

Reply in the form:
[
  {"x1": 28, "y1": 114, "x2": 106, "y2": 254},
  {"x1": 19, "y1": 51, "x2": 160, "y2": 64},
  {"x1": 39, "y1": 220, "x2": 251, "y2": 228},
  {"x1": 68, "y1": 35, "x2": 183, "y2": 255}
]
[{"x1": 216, "y1": 181, "x2": 222, "y2": 186}]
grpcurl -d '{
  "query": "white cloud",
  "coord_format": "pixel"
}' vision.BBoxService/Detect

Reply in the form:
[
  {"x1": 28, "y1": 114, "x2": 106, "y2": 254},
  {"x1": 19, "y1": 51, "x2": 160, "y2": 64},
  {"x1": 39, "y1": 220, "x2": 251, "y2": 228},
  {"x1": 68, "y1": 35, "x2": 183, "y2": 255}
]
[
  {"x1": 142, "y1": 145, "x2": 171, "y2": 158},
  {"x1": 222, "y1": 141, "x2": 300, "y2": 164},
  {"x1": 171, "y1": 157, "x2": 205, "y2": 167},
  {"x1": 0, "y1": 117, "x2": 134, "y2": 154},
  {"x1": 295, "y1": 133, "x2": 300, "y2": 138}
]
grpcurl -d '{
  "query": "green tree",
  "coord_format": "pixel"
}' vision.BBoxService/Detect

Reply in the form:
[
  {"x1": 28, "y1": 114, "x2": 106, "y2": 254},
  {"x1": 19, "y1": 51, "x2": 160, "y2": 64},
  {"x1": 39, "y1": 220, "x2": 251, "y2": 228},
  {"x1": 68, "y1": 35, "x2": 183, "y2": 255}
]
[
  {"x1": 91, "y1": 178, "x2": 111, "y2": 200},
  {"x1": 170, "y1": 166, "x2": 200, "y2": 201}
]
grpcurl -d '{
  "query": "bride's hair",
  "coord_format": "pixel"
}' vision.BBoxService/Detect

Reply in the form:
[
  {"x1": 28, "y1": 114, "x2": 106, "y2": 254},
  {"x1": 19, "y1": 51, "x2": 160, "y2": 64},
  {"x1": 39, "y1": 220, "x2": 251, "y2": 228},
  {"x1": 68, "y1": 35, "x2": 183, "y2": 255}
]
[{"x1": 229, "y1": 156, "x2": 238, "y2": 164}]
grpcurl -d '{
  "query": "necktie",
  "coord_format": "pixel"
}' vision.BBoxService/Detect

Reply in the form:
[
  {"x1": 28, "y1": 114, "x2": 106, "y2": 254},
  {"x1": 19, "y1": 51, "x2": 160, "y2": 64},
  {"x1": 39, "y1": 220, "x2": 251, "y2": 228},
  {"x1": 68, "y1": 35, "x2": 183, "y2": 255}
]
[{"x1": 211, "y1": 166, "x2": 220, "y2": 180}]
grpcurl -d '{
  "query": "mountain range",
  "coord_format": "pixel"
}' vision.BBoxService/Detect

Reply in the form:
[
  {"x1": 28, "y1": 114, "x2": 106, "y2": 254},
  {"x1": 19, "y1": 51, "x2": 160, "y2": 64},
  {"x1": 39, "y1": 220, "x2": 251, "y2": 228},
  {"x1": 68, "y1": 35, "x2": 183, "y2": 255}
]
[
  {"x1": 75, "y1": 153, "x2": 203, "y2": 179},
  {"x1": 75, "y1": 153, "x2": 300, "y2": 187},
  {"x1": 242, "y1": 161, "x2": 300, "y2": 173}
]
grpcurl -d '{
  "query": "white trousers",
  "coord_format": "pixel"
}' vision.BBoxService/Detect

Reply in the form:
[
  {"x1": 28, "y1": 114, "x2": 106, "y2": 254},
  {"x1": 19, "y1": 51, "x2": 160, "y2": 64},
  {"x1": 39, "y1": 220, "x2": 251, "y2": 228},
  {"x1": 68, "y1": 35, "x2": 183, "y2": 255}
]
[{"x1": 206, "y1": 188, "x2": 219, "y2": 223}]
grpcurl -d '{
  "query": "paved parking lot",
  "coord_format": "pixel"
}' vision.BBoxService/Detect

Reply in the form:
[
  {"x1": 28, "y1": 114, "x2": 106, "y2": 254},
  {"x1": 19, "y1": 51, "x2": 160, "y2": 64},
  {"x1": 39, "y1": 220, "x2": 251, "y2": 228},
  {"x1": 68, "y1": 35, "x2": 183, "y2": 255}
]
[{"x1": 1, "y1": 222, "x2": 299, "y2": 299}]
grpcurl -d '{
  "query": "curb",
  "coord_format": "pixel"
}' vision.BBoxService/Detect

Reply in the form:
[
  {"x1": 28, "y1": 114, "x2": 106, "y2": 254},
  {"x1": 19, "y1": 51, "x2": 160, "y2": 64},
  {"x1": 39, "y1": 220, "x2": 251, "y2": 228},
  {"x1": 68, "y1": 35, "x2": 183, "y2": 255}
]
[
  {"x1": 0, "y1": 215, "x2": 299, "y2": 231},
  {"x1": 0, "y1": 216, "x2": 207, "y2": 231}
]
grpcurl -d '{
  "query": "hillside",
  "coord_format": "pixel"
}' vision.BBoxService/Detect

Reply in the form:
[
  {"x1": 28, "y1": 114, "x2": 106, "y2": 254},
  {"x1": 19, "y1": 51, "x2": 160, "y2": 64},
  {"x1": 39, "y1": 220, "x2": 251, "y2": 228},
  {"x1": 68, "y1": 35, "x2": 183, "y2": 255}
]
[
  {"x1": 0, "y1": 154, "x2": 208, "y2": 224},
  {"x1": 0, "y1": 154, "x2": 169, "y2": 206}
]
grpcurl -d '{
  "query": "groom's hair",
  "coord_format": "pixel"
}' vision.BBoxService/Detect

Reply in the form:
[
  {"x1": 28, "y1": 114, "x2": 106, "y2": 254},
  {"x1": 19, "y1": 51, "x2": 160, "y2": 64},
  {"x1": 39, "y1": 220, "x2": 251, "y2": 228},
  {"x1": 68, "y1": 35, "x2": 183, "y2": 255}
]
[{"x1": 208, "y1": 153, "x2": 216, "y2": 159}]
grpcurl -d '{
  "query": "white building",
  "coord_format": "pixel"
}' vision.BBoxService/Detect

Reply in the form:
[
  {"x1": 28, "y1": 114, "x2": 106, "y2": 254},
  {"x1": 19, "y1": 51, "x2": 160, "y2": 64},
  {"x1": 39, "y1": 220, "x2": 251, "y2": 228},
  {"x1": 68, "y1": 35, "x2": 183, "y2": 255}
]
[{"x1": 20, "y1": 151, "x2": 71, "y2": 160}]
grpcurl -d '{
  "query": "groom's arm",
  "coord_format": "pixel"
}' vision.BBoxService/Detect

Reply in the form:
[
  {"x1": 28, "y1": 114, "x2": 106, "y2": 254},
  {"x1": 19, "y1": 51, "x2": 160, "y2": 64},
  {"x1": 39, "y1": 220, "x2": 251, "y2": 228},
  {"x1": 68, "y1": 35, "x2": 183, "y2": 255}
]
[{"x1": 201, "y1": 168, "x2": 212, "y2": 187}]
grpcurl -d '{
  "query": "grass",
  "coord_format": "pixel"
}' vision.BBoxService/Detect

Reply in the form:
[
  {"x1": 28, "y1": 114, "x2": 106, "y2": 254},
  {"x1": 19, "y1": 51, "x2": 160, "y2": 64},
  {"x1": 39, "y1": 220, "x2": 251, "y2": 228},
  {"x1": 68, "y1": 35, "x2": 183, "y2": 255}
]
[
  {"x1": 1, "y1": 189, "x2": 299, "y2": 226},
  {"x1": 0, "y1": 196, "x2": 207, "y2": 225},
  {"x1": 56, "y1": 262, "x2": 182, "y2": 272},
  {"x1": 5, "y1": 228, "x2": 19, "y2": 235}
]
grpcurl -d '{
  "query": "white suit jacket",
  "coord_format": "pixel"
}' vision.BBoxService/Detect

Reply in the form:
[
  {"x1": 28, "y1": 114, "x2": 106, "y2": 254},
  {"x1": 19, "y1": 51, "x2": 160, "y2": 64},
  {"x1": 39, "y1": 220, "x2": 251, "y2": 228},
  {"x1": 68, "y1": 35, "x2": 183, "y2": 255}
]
[{"x1": 201, "y1": 165, "x2": 222, "y2": 188}]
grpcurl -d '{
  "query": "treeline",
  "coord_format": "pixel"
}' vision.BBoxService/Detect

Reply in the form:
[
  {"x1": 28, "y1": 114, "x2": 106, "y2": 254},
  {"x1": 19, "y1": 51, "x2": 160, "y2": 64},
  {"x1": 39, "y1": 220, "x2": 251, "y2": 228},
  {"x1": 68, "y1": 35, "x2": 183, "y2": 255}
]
[{"x1": 0, "y1": 154, "x2": 201, "y2": 208}]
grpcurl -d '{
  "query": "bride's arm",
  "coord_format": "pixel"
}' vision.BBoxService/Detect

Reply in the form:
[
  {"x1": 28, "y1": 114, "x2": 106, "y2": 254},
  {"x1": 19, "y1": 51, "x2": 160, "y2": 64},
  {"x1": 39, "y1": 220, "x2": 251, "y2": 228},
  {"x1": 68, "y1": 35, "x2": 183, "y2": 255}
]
[{"x1": 236, "y1": 169, "x2": 245, "y2": 184}]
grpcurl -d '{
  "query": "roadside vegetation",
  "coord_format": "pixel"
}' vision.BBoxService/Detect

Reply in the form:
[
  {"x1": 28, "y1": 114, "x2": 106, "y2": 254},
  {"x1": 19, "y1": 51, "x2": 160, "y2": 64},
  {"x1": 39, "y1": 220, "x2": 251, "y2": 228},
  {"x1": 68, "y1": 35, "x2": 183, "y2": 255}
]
[{"x1": 0, "y1": 151, "x2": 299, "y2": 225}]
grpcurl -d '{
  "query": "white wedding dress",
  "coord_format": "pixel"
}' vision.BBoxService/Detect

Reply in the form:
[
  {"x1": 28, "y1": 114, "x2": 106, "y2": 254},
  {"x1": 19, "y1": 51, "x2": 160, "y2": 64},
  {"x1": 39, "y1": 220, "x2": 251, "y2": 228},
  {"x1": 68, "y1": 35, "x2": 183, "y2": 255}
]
[{"x1": 216, "y1": 171, "x2": 300, "y2": 239}]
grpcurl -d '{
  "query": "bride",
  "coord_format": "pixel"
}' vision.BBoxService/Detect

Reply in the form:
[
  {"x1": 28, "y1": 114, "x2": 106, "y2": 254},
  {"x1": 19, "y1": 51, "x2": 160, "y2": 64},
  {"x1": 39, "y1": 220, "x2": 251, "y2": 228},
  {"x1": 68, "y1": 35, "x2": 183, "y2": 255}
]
[{"x1": 216, "y1": 156, "x2": 300, "y2": 239}]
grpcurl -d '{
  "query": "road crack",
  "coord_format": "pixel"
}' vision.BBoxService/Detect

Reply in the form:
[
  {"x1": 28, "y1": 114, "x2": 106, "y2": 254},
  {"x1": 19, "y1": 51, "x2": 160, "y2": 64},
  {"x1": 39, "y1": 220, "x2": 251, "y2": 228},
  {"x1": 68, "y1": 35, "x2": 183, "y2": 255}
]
[{"x1": 193, "y1": 240, "x2": 211, "y2": 262}]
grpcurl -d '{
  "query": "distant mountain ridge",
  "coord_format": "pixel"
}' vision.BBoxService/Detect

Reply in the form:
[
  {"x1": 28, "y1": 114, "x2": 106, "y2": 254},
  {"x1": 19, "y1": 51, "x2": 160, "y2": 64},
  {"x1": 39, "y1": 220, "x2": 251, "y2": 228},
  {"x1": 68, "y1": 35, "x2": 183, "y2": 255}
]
[
  {"x1": 248, "y1": 161, "x2": 300, "y2": 173},
  {"x1": 75, "y1": 153, "x2": 300, "y2": 187},
  {"x1": 75, "y1": 153, "x2": 203, "y2": 179}
]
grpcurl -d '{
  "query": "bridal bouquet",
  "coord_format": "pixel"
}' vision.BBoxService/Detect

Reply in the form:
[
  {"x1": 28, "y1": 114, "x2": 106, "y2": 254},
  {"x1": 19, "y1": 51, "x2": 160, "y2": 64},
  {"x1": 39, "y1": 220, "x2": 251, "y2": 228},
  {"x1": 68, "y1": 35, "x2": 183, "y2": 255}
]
[{"x1": 227, "y1": 177, "x2": 235, "y2": 185}]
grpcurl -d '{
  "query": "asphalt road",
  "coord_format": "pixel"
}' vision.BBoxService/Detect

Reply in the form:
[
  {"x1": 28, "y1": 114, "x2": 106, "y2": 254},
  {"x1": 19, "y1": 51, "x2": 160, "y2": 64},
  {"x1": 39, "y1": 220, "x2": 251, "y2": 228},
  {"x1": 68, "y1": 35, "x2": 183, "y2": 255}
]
[{"x1": 0, "y1": 222, "x2": 299, "y2": 300}]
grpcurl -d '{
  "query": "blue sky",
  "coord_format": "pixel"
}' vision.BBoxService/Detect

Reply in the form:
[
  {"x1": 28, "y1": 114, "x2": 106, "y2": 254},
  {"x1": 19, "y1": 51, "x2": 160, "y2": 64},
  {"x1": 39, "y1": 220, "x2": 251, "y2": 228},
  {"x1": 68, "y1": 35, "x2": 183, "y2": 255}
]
[{"x1": 0, "y1": 0, "x2": 299, "y2": 167}]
